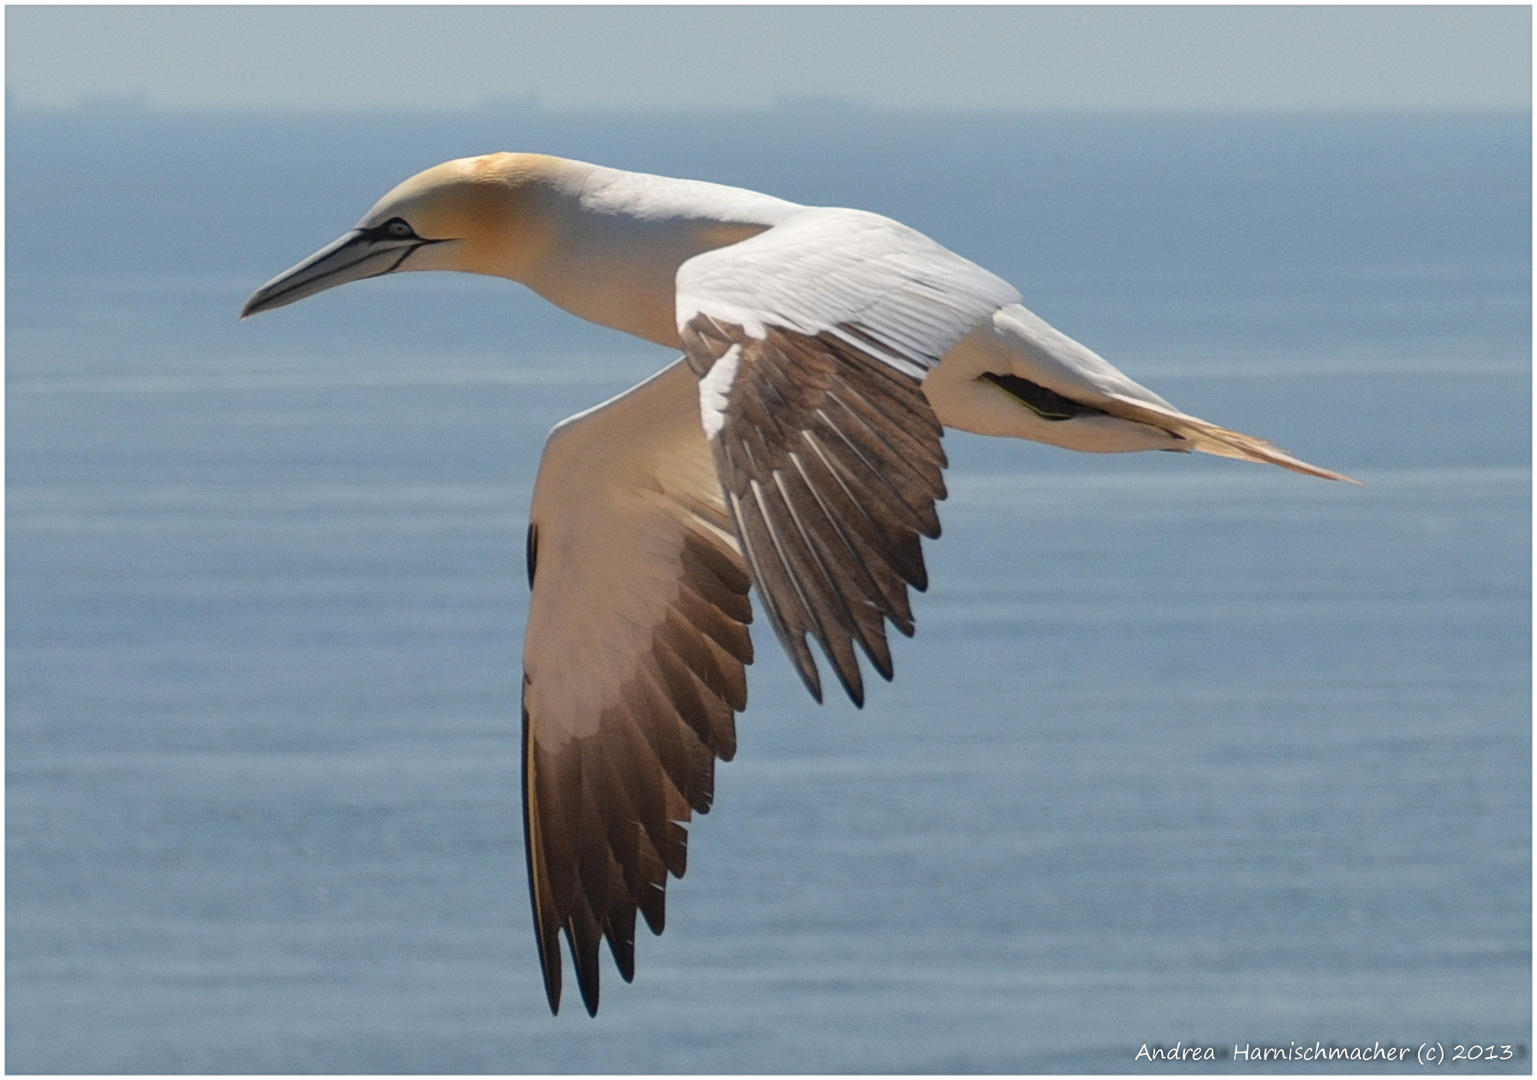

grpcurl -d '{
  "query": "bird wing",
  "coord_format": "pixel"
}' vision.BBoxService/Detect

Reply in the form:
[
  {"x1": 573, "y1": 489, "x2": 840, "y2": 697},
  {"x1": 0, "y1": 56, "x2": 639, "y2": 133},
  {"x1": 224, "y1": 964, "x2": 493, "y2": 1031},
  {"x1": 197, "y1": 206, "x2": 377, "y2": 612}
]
[
  {"x1": 675, "y1": 207, "x2": 1020, "y2": 704},
  {"x1": 521, "y1": 358, "x2": 753, "y2": 1017}
]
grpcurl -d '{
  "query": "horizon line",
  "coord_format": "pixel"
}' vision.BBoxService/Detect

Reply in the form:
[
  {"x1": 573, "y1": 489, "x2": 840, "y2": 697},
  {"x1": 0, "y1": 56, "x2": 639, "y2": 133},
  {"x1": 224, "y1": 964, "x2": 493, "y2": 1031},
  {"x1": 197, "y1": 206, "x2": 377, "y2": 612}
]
[{"x1": 8, "y1": 96, "x2": 1532, "y2": 120}]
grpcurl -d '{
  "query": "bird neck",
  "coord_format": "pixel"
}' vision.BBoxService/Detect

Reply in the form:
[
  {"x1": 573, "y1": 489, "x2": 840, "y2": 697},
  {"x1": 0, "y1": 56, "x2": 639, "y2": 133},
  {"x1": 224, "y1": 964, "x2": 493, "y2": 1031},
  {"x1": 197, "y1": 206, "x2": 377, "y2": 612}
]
[{"x1": 515, "y1": 163, "x2": 800, "y2": 348}]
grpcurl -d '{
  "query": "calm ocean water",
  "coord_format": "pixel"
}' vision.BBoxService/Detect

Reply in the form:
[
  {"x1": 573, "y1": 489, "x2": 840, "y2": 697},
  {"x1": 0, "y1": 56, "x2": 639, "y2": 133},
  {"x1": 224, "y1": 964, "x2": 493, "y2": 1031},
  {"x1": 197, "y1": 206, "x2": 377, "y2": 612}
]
[{"x1": 7, "y1": 109, "x2": 1530, "y2": 1073}]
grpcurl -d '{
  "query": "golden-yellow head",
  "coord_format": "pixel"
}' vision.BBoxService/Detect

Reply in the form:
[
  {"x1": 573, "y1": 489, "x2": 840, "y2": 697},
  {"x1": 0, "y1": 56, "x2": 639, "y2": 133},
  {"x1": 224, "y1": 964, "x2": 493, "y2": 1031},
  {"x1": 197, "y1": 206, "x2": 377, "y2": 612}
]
[{"x1": 241, "y1": 152, "x2": 564, "y2": 318}]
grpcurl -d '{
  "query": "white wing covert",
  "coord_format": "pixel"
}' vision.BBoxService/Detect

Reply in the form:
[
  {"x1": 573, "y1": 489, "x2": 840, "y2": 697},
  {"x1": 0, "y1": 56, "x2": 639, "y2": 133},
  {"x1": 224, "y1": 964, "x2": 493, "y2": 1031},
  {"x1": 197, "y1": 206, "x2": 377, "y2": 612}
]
[{"x1": 676, "y1": 208, "x2": 1020, "y2": 703}]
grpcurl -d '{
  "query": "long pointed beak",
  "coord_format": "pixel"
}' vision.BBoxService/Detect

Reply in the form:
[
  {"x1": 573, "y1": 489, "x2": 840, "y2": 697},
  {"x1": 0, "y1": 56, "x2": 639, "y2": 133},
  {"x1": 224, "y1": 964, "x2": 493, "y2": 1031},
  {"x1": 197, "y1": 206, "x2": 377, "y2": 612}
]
[{"x1": 240, "y1": 230, "x2": 424, "y2": 319}]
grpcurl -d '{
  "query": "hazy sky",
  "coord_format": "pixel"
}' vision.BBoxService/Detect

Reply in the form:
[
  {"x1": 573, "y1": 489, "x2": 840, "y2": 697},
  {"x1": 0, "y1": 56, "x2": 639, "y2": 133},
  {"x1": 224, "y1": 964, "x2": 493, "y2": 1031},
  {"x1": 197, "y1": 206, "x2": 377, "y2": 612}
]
[{"x1": 6, "y1": 5, "x2": 1531, "y2": 113}]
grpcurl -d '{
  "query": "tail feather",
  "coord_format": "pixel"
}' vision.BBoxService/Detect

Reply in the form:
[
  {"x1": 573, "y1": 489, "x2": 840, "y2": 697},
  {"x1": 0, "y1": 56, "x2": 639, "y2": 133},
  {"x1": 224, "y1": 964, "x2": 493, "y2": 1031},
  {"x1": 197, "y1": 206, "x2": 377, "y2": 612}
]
[{"x1": 1101, "y1": 396, "x2": 1360, "y2": 484}]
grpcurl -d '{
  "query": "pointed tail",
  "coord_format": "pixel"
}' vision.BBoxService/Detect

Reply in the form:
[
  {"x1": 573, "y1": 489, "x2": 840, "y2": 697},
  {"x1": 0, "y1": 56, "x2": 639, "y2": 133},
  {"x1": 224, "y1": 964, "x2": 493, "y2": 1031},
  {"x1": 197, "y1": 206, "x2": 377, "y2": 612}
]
[{"x1": 1100, "y1": 396, "x2": 1360, "y2": 484}]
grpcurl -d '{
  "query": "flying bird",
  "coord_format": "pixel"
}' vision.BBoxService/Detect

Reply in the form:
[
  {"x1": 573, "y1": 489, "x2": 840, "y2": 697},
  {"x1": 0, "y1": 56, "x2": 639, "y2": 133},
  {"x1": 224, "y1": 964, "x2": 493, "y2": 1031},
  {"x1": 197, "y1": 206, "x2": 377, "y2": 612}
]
[{"x1": 242, "y1": 153, "x2": 1350, "y2": 1016}]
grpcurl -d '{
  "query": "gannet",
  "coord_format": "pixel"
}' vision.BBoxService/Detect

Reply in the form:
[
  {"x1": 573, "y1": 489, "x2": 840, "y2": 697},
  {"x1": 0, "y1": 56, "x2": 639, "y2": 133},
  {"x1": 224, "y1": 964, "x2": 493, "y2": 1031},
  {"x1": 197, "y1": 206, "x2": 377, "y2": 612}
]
[{"x1": 242, "y1": 153, "x2": 1350, "y2": 1016}]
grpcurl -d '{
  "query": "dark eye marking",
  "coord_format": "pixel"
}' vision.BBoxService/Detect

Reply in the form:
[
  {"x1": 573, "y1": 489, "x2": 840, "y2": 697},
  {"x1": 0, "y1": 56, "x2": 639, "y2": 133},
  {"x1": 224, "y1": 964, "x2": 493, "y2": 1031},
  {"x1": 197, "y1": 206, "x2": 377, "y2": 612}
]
[{"x1": 366, "y1": 216, "x2": 420, "y2": 241}]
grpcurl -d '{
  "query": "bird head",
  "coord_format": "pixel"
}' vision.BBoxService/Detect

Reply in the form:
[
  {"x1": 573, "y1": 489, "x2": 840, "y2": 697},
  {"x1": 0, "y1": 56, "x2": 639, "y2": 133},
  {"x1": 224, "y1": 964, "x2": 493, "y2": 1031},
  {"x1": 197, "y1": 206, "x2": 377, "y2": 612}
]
[{"x1": 240, "y1": 152, "x2": 563, "y2": 318}]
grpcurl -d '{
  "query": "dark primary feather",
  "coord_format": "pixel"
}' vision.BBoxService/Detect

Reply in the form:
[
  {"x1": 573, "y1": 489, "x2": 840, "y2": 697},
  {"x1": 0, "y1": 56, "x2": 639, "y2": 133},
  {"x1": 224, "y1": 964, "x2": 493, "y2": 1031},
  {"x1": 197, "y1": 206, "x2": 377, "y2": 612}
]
[
  {"x1": 682, "y1": 314, "x2": 948, "y2": 707},
  {"x1": 522, "y1": 522, "x2": 752, "y2": 1015}
]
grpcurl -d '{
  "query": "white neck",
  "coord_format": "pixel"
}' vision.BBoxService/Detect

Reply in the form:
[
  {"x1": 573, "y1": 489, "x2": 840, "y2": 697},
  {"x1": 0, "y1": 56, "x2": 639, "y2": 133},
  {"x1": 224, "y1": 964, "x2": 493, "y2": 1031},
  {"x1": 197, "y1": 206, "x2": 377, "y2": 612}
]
[{"x1": 520, "y1": 163, "x2": 801, "y2": 347}]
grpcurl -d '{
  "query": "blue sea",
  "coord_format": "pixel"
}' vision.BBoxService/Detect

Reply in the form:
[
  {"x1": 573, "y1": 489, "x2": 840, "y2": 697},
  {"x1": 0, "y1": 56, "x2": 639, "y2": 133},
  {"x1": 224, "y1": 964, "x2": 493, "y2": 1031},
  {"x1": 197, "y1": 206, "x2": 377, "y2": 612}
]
[{"x1": 6, "y1": 108, "x2": 1530, "y2": 1073}]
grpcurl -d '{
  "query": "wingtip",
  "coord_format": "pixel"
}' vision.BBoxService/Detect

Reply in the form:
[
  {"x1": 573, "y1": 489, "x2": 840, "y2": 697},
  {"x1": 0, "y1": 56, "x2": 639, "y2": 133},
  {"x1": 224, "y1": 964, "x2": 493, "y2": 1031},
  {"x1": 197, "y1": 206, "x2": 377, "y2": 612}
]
[
  {"x1": 793, "y1": 658, "x2": 824, "y2": 704},
  {"x1": 536, "y1": 934, "x2": 563, "y2": 1015},
  {"x1": 577, "y1": 974, "x2": 601, "y2": 1017},
  {"x1": 831, "y1": 659, "x2": 866, "y2": 707}
]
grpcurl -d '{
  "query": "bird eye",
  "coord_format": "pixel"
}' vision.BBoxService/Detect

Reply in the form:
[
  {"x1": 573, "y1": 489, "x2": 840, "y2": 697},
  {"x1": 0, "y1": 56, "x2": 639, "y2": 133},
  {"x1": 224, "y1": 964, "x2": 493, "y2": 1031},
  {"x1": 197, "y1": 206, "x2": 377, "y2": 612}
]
[{"x1": 383, "y1": 218, "x2": 415, "y2": 239}]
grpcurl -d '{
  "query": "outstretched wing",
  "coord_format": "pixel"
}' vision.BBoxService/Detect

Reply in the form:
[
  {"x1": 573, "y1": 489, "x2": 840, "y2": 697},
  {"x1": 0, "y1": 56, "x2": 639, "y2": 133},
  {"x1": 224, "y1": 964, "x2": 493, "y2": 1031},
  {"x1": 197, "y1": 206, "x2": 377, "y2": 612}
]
[
  {"x1": 676, "y1": 207, "x2": 1020, "y2": 704},
  {"x1": 522, "y1": 359, "x2": 753, "y2": 1016}
]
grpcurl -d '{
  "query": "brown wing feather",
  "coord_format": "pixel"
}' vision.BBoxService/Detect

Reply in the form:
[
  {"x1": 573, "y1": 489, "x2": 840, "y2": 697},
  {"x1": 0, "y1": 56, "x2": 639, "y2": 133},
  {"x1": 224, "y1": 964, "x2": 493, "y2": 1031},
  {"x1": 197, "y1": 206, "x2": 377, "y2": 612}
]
[
  {"x1": 521, "y1": 360, "x2": 753, "y2": 1016},
  {"x1": 682, "y1": 315, "x2": 948, "y2": 707}
]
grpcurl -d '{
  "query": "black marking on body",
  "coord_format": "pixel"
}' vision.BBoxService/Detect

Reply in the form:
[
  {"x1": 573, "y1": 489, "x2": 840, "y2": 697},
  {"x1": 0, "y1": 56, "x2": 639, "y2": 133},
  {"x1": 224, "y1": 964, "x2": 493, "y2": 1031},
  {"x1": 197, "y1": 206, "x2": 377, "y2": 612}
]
[
  {"x1": 979, "y1": 372, "x2": 1109, "y2": 421},
  {"x1": 526, "y1": 521, "x2": 539, "y2": 588}
]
